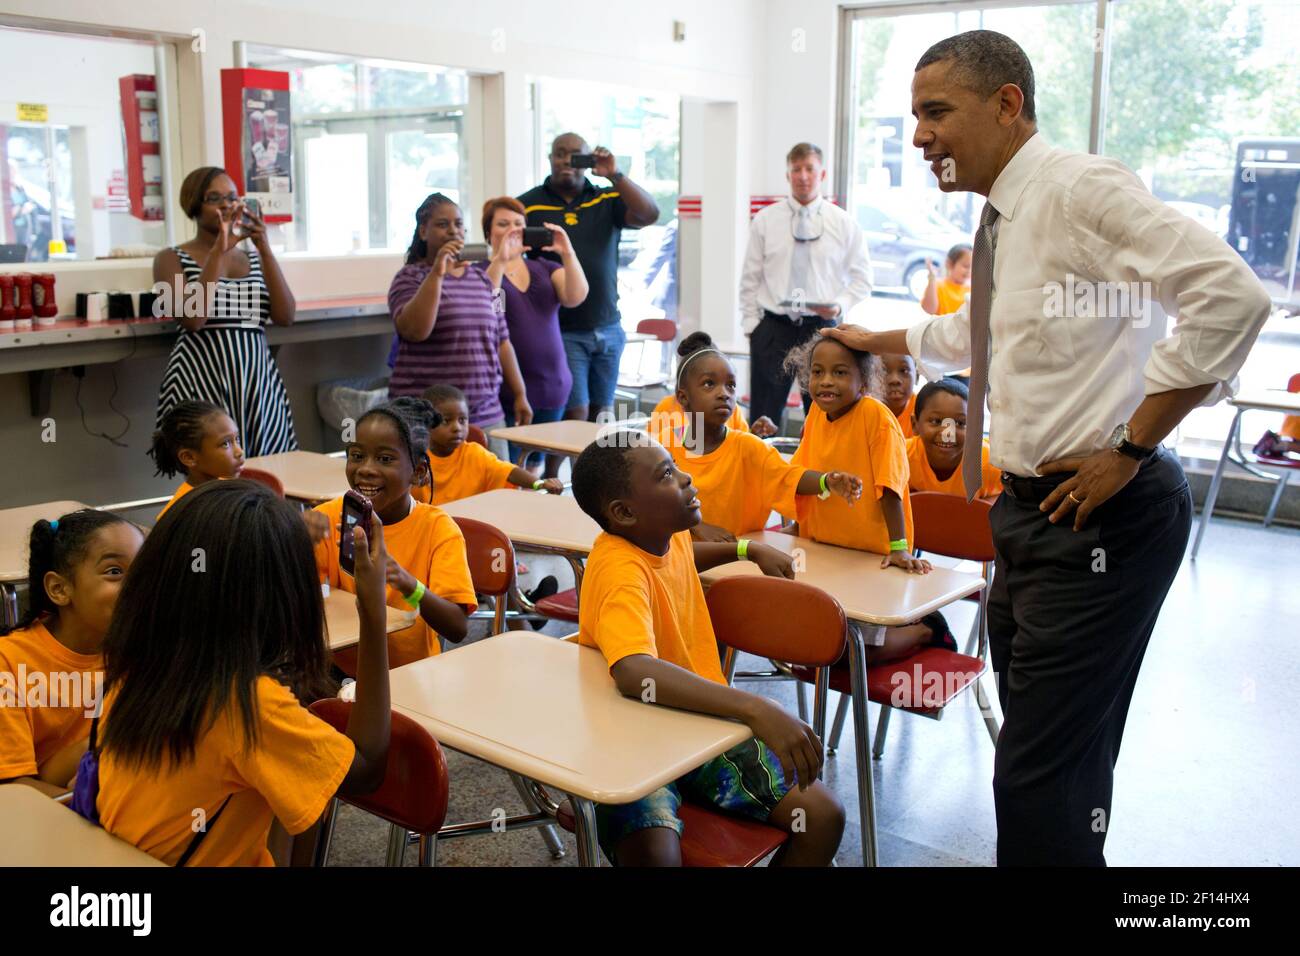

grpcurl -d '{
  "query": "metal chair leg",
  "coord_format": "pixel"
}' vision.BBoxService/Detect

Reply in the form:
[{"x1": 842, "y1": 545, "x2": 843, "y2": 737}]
[
  {"x1": 1264, "y1": 469, "x2": 1290, "y2": 527},
  {"x1": 418, "y1": 833, "x2": 439, "y2": 866},
  {"x1": 828, "y1": 694, "x2": 850, "y2": 753},
  {"x1": 963, "y1": 611, "x2": 980, "y2": 657},
  {"x1": 385, "y1": 822, "x2": 407, "y2": 866},
  {"x1": 569, "y1": 795, "x2": 601, "y2": 867},
  {"x1": 975, "y1": 676, "x2": 1001, "y2": 745},
  {"x1": 872, "y1": 704, "x2": 892, "y2": 760},
  {"x1": 847, "y1": 624, "x2": 880, "y2": 867},
  {"x1": 796, "y1": 680, "x2": 809, "y2": 722},
  {"x1": 1192, "y1": 408, "x2": 1240, "y2": 558},
  {"x1": 510, "y1": 771, "x2": 565, "y2": 859},
  {"x1": 313, "y1": 797, "x2": 340, "y2": 867}
]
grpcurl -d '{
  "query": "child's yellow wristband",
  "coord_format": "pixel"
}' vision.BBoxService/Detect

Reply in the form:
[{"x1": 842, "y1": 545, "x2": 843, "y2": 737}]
[
  {"x1": 737, "y1": 538, "x2": 751, "y2": 560},
  {"x1": 888, "y1": 538, "x2": 909, "y2": 552},
  {"x1": 403, "y1": 580, "x2": 426, "y2": 607}
]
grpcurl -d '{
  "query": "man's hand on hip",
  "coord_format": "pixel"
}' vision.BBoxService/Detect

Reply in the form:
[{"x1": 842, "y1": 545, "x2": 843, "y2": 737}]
[{"x1": 1039, "y1": 450, "x2": 1141, "y2": 531}]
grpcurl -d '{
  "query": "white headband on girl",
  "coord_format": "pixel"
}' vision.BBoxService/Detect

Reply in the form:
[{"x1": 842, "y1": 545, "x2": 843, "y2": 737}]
[{"x1": 675, "y1": 347, "x2": 725, "y2": 388}]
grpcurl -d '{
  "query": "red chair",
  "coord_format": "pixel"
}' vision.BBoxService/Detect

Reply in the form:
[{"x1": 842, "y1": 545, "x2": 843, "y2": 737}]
[
  {"x1": 553, "y1": 576, "x2": 845, "y2": 866},
  {"x1": 240, "y1": 467, "x2": 285, "y2": 498},
  {"x1": 616, "y1": 318, "x2": 677, "y2": 411},
  {"x1": 807, "y1": 491, "x2": 1000, "y2": 762},
  {"x1": 467, "y1": 424, "x2": 488, "y2": 448},
  {"x1": 452, "y1": 517, "x2": 515, "y2": 634},
  {"x1": 1252, "y1": 372, "x2": 1300, "y2": 527},
  {"x1": 309, "y1": 698, "x2": 450, "y2": 866},
  {"x1": 533, "y1": 586, "x2": 579, "y2": 624}
]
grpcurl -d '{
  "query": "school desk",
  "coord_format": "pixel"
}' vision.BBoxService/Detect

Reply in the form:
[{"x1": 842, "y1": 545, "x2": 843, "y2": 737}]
[
  {"x1": 382, "y1": 630, "x2": 752, "y2": 866},
  {"x1": 322, "y1": 588, "x2": 419, "y2": 651},
  {"x1": 243, "y1": 450, "x2": 349, "y2": 505},
  {"x1": 1191, "y1": 388, "x2": 1300, "y2": 559},
  {"x1": 0, "y1": 500, "x2": 90, "y2": 627},
  {"x1": 0, "y1": 784, "x2": 165, "y2": 867},
  {"x1": 700, "y1": 529, "x2": 986, "y2": 867},
  {"x1": 487, "y1": 419, "x2": 613, "y2": 469}
]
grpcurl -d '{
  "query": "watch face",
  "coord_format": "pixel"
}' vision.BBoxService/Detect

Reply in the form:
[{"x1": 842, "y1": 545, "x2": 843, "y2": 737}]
[{"x1": 1109, "y1": 423, "x2": 1129, "y2": 448}]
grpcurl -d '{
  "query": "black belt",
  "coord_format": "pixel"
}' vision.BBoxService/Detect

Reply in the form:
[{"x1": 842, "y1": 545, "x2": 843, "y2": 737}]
[
  {"x1": 763, "y1": 309, "x2": 833, "y2": 329},
  {"x1": 999, "y1": 470, "x2": 1076, "y2": 504}
]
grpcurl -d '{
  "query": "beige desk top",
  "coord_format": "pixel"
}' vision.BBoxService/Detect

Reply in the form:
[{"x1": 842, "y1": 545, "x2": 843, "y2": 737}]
[
  {"x1": 439, "y1": 488, "x2": 601, "y2": 554},
  {"x1": 244, "y1": 450, "x2": 348, "y2": 503},
  {"x1": 386, "y1": 630, "x2": 751, "y2": 804},
  {"x1": 0, "y1": 501, "x2": 90, "y2": 583},
  {"x1": 487, "y1": 420, "x2": 610, "y2": 457},
  {"x1": 322, "y1": 588, "x2": 418, "y2": 651},
  {"x1": 700, "y1": 530, "x2": 985, "y2": 628},
  {"x1": 0, "y1": 784, "x2": 165, "y2": 867},
  {"x1": 1229, "y1": 390, "x2": 1300, "y2": 415}
]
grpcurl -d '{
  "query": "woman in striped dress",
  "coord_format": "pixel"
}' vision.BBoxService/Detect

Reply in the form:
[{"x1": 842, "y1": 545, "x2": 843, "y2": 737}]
[
  {"x1": 153, "y1": 167, "x2": 298, "y2": 457},
  {"x1": 388, "y1": 193, "x2": 532, "y2": 461}
]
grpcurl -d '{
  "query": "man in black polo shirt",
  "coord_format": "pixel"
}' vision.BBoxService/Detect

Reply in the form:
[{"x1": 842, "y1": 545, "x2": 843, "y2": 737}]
[{"x1": 519, "y1": 132, "x2": 660, "y2": 423}]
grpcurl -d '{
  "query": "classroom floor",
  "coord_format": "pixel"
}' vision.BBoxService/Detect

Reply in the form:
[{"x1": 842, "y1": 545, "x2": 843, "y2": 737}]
[{"x1": 322, "y1": 512, "x2": 1300, "y2": 867}]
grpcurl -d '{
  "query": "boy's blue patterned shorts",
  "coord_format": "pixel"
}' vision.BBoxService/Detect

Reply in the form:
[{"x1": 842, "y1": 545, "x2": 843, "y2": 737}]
[{"x1": 594, "y1": 737, "x2": 794, "y2": 864}]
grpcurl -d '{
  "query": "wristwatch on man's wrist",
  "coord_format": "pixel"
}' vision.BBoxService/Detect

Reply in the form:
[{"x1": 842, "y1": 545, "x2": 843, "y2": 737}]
[{"x1": 1108, "y1": 423, "x2": 1156, "y2": 461}]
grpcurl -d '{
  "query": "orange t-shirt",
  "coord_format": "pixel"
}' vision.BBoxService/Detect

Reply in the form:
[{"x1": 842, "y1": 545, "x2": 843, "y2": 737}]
[
  {"x1": 157, "y1": 481, "x2": 195, "y2": 520},
  {"x1": 578, "y1": 530, "x2": 725, "y2": 685},
  {"x1": 314, "y1": 497, "x2": 477, "y2": 667},
  {"x1": 0, "y1": 621, "x2": 101, "y2": 781},
  {"x1": 791, "y1": 397, "x2": 914, "y2": 553},
  {"x1": 936, "y1": 278, "x2": 970, "y2": 315},
  {"x1": 670, "y1": 429, "x2": 802, "y2": 535},
  {"x1": 97, "y1": 676, "x2": 354, "y2": 866},
  {"x1": 1282, "y1": 415, "x2": 1300, "y2": 441},
  {"x1": 906, "y1": 435, "x2": 1002, "y2": 499},
  {"x1": 412, "y1": 442, "x2": 515, "y2": 506},
  {"x1": 893, "y1": 393, "x2": 917, "y2": 439},
  {"x1": 649, "y1": 395, "x2": 749, "y2": 448}
]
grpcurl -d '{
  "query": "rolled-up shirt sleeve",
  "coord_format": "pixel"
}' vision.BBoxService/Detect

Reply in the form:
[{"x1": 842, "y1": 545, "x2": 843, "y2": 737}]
[
  {"x1": 904, "y1": 299, "x2": 973, "y2": 381},
  {"x1": 1066, "y1": 162, "x2": 1273, "y2": 406}
]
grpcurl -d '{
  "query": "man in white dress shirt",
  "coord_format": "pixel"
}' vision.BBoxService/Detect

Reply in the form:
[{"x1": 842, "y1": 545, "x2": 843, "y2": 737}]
[
  {"x1": 826, "y1": 31, "x2": 1271, "y2": 866},
  {"x1": 739, "y1": 143, "x2": 872, "y2": 425}
]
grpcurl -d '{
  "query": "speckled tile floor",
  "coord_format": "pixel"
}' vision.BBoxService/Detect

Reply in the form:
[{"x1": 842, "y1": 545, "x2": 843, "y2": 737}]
[{"x1": 323, "y1": 513, "x2": 1300, "y2": 867}]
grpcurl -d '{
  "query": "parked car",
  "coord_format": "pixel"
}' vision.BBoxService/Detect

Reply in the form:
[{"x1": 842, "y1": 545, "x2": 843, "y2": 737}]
[{"x1": 855, "y1": 196, "x2": 970, "y2": 300}]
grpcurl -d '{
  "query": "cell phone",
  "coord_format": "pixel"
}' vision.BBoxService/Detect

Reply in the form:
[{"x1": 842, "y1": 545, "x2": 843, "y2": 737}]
[
  {"x1": 242, "y1": 197, "x2": 262, "y2": 223},
  {"x1": 456, "y1": 242, "x2": 491, "y2": 263},
  {"x1": 338, "y1": 490, "x2": 373, "y2": 576},
  {"x1": 522, "y1": 226, "x2": 552, "y2": 250},
  {"x1": 569, "y1": 153, "x2": 597, "y2": 169}
]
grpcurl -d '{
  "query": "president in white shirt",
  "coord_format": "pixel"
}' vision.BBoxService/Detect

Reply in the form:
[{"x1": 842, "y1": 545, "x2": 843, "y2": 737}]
[
  {"x1": 825, "y1": 30, "x2": 1271, "y2": 866},
  {"x1": 739, "y1": 143, "x2": 872, "y2": 425}
]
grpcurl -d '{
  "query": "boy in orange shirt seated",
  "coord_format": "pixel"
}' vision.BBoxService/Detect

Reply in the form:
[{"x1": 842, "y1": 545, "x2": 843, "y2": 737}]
[
  {"x1": 415, "y1": 384, "x2": 563, "y2": 505},
  {"x1": 906, "y1": 378, "x2": 1002, "y2": 499},
  {"x1": 571, "y1": 431, "x2": 845, "y2": 866}
]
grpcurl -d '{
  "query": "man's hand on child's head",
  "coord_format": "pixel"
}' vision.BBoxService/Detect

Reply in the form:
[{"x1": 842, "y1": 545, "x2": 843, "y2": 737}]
[
  {"x1": 744, "y1": 697, "x2": 823, "y2": 792},
  {"x1": 541, "y1": 478, "x2": 564, "y2": 495},
  {"x1": 827, "y1": 471, "x2": 863, "y2": 506},
  {"x1": 302, "y1": 510, "x2": 330, "y2": 543},
  {"x1": 881, "y1": 549, "x2": 932, "y2": 574},
  {"x1": 748, "y1": 543, "x2": 795, "y2": 579}
]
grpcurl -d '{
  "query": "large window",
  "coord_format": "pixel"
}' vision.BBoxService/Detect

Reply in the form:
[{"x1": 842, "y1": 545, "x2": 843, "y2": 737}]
[
  {"x1": 839, "y1": 0, "x2": 1300, "y2": 457},
  {"x1": 530, "y1": 77, "x2": 681, "y2": 326},
  {"x1": 246, "y1": 47, "x2": 470, "y2": 255},
  {"x1": 0, "y1": 26, "x2": 172, "y2": 261}
]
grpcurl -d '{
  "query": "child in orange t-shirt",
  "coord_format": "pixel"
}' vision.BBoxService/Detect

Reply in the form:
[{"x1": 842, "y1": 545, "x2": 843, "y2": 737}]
[
  {"x1": 649, "y1": 333, "x2": 778, "y2": 444},
  {"x1": 878, "y1": 353, "x2": 919, "y2": 438},
  {"x1": 921, "y1": 243, "x2": 973, "y2": 317},
  {"x1": 149, "y1": 400, "x2": 246, "y2": 520},
  {"x1": 571, "y1": 431, "x2": 845, "y2": 867},
  {"x1": 0, "y1": 509, "x2": 142, "y2": 797},
  {"x1": 89, "y1": 480, "x2": 394, "y2": 866},
  {"x1": 664, "y1": 334, "x2": 861, "y2": 539},
  {"x1": 414, "y1": 384, "x2": 562, "y2": 505},
  {"x1": 906, "y1": 378, "x2": 1002, "y2": 499},
  {"x1": 786, "y1": 336, "x2": 957, "y2": 661},
  {"x1": 310, "y1": 397, "x2": 476, "y2": 671}
]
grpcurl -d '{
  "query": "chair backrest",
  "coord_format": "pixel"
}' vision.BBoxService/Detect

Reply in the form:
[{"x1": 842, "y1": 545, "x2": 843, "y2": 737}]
[
  {"x1": 452, "y1": 516, "x2": 515, "y2": 598},
  {"x1": 467, "y1": 425, "x2": 488, "y2": 448},
  {"x1": 706, "y1": 577, "x2": 846, "y2": 667},
  {"x1": 240, "y1": 467, "x2": 285, "y2": 498},
  {"x1": 309, "y1": 698, "x2": 449, "y2": 835},
  {"x1": 636, "y1": 318, "x2": 676, "y2": 342},
  {"x1": 910, "y1": 491, "x2": 995, "y2": 563},
  {"x1": 1288, "y1": 373, "x2": 1300, "y2": 394}
]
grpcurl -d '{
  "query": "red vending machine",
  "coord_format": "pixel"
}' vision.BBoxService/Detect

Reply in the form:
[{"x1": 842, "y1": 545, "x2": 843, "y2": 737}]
[
  {"x1": 119, "y1": 74, "x2": 164, "y2": 221},
  {"x1": 220, "y1": 68, "x2": 293, "y2": 223}
]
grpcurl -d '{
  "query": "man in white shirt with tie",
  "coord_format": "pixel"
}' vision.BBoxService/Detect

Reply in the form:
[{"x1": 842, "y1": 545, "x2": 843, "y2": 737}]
[
  {"x1": 739, "y1": 143, "x2": 872, "y2": 426},
  {"x1": 826, "y1": 30, "x2": 1272, "y2": 866}
]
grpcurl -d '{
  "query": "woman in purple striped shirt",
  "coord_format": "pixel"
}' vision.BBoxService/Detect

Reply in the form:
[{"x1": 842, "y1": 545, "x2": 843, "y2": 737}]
[{"x1": 388, "y1": 193, "x2": 532, "y2": 456}]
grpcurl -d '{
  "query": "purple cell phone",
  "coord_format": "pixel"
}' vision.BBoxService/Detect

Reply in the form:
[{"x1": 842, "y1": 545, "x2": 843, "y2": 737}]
[{"x1": 339, "y1": 490, "x2": 373, "y2": 576}]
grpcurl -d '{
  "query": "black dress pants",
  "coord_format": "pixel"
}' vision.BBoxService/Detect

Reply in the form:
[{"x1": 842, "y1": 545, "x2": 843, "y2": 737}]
[{"x1": 987, "y1": 448, "x2": 1191, "y2": 866}]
